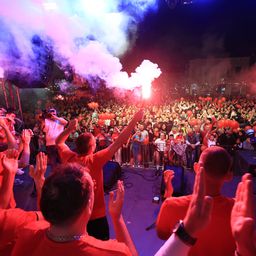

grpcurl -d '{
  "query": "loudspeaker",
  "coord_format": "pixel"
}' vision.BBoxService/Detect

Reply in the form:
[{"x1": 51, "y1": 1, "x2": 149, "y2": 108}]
[
  {"x1": 103, "y1": 161, "x2": 122, "y2": 192},
  {"x1": 234, "y1": 150, "x2": 256, "y2": 176},
  {"x1": 161, "y1": 165, "x2": 185, "y2": 197}
]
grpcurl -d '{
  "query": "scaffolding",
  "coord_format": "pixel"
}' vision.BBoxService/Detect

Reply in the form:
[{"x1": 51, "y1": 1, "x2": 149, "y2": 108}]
[{"x1": 0, "y1": 79, "x2": 23, "y2": 120}]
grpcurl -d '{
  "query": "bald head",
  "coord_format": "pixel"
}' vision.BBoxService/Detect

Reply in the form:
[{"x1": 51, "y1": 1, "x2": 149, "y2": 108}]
[{"x1": 199, "y1": 146, "x2": 232, "y2": 179}]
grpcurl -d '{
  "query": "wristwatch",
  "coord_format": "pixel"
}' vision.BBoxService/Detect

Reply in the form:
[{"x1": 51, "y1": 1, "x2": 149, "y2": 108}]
[{"x1": 173, "y1": 220, "x2": 197, "y2": 246}]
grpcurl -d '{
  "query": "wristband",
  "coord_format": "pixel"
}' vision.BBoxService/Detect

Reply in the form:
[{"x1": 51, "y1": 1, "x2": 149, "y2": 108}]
[{"x1": 173, "y1": 220, "x2": 197, "y2": 246}]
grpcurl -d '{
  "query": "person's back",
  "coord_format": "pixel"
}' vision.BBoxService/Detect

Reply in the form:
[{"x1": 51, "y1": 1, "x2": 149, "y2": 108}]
[
  {"x1": 11, "y1": 163, "x2": 132, "y2": 256},
  {"x1": 156, "y1": 146, "x2": 236, "y2": 256},
  {"x1": 56, "y1": 110, "x2": 144, "y2": 241},
  {"x1": 11, "y1": 221, "x2": 130, "y2": 256}
]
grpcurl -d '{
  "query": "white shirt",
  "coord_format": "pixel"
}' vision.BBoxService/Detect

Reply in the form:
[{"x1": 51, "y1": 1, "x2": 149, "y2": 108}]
[
  {"x1": 155, "y1": 138, "x2": 166, "y2": 152},
  {"x1": 207, "y1": 139, "x2": 216, "y2": 148},
  {"x1": 141, "y1": 130, "x2": 149, "y2": 141},
  {"x1": 155, "y1": 233, "x2": 190, "y2": 256}
]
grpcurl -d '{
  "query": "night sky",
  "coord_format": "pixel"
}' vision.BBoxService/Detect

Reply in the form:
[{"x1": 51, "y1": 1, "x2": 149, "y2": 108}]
[{"x1": 122, "y1": 0, "x2": 256, "y2": 74}]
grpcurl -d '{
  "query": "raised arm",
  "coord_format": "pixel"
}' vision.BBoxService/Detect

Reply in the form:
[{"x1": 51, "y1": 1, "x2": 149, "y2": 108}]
[
  {"x1": 51, "y1": 115, "x2": 68, "y2": 126},
  {"x1": 231, "y1": 173, "x2": 256, "y2": 256},
  {"x1": 55, "y1": 119, "x2": 78, "y2": 146},
  {"x1": 18, "y1": 129, "x2": 33, "y2": 168},
  {"x1": 107, "y1": 109, "x2": 143, "y2": 157},
  {"x1": 0, "y1": 118, "x2": 17, "y2": 149},
  {"x1": 163, "y1": 170, "x2": 175, "y2": 199},
  {"x1": 0, "y1": 149, "x2": 19, "y2": 209},
  {"x1": 29, "y1": 152, "x2": 47, "y2": 210},
  {"x1": 155, "y1": 167, "x2": 213, "y2": 256},
  {"x1": 109, "y1": 180, "x2": 138, "y2": 256}
]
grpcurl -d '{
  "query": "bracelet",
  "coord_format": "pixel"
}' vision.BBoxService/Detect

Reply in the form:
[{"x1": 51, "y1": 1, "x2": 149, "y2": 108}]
[{"x1": 173, "y1": 220, "x2": 197, "y2": 246}]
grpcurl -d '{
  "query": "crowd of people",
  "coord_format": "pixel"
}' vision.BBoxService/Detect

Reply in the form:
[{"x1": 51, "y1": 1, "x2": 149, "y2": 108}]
[
  {"x1": 23, "y1": 96, "x2": 256, "y2": 172},
  {"x1": 0, "y1": 94, "x2": 256, "y2": 256}
]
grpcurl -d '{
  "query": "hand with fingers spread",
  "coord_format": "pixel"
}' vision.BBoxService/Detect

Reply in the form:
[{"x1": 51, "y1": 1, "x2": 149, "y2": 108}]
[
  {"x1": 183, "y1": 167, "x2": 213, "y2": 237},
  {"x1": 2, "y1": 149, "x2": 19, "y2": 174},
  {"x1": 108, "y1": 180, "x2": 138, "y2": 256},
  {"x1": 163, "y1": 170, "x2": 175, "y2": 199},
  {"x1": 21, "y1": 129, "x2": 33, "y2": 145},
  {"x1": 0, "y1": 149, "x2": 19, "y2": 209},
  {"x1": 109, "y1": 180, "x2": 125, "y2": 221},
  {"x1": 67, "y1": 119, "x2": 78, "y2": 132},
  {"x1": 231, "y1": 173, "x2": 256, "y2": 256},
  {"x1": 29, "y1": 152, "x2": 47, "y2": 186}
]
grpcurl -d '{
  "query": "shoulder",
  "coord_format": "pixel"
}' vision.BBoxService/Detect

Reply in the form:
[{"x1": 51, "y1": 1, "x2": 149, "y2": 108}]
[
  {"x1": 0, "y1": 208, "x2": 38, "y2": 227},
  {"x1": 162, "y1": 195, "x2": 192, "y2": 210},
  {"x1": 15, "y1": 221, "x2": 49, "y2": 242}
]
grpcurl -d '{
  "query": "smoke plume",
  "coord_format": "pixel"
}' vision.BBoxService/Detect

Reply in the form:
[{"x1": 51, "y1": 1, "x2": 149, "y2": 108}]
[{"x1": 0, "y1": 0, "x2": 159, "y2": 89}]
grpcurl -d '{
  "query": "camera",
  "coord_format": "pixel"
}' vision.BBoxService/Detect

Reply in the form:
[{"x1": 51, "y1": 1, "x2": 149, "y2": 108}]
[{"x1": 40, "y1": 110, "x2": 53, "y2": 119}]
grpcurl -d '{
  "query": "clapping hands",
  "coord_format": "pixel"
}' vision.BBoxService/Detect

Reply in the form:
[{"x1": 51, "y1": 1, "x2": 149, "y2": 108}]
[
  {"x1": 163, "y1": 170, "x2": 175, "y2": 198},
  {"x1": 1, "y1": 149, "x2": 19, "y2": 174},
  {"x1": 29, "y1": 152, "x2": 47, "y2": 184},
  {"x1": 109, "y1": 180, "x2": 125, "y2": 221},
  {"x1": 21, "y1": 129, "x2": 33, "y2": 145},
  {"x1": 231, "y1": 173, "x2": 256, "y2": 256},
  {"x1": 67, "y1": 119, "x2": 78, "y2": 132},
  {"x1": 183, "y1": 167, "x2": 213, "y2": 237}
]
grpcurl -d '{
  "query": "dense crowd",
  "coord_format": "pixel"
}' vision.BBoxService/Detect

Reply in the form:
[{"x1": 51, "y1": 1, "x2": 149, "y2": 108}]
[
  {"x1": 23, "y1": 96, "x2": 256, "y2": 170},
  {"x1": 0, "y1": 95, "x2": 255, "y2": 256}
]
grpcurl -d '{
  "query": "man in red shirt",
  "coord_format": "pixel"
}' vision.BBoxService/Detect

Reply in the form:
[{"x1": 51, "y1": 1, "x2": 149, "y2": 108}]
[
  {"x1": 156, "y1": 146, "x2": 236, "y2": 256},
  {"x1": 56, "y1": 109, "x2": 143, "y2": 240},
  {"x1": 11, "y1": 163, "x2": 136, "y2": 256},
  {"x1": 0, "y1": 208, "x2": 42, "y2": 256}
]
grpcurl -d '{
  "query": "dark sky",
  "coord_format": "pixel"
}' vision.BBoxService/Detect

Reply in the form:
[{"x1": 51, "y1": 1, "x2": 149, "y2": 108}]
[{"x1": 122, "y1": 0, "x2": 256, "y2": 74}]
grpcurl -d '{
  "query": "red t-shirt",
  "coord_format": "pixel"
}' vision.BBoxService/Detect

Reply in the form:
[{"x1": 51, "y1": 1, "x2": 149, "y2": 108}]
[
  {"x1": 11, "y1": 222, "x2": 131, "y2": 256},
  {"x1": 57, "y1": 145, "x2": 112, "y2": 220},
  {"x1": 0, "y1": 208, "x2": 40, "y2": 256},
  {"x1": 156, "y1": 195, "x2": 236, "y2": 256}
]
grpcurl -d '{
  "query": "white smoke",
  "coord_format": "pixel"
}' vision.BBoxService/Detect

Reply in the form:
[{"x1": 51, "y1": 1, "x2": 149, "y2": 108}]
[{"x1": 0, "y1": 0, "x2": 160, "y2": 90}]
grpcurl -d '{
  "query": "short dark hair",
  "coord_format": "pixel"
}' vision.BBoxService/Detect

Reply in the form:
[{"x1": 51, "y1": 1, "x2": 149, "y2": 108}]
[
  {"x1": 75, "y1": 133, "x2": 94, "y2": 155},
  {"x1": 200, "y1": 146, "x2": 232, "y2": 178},
  {"x1": 40, "y1": 163, "x2": 92, "y2": 226}
]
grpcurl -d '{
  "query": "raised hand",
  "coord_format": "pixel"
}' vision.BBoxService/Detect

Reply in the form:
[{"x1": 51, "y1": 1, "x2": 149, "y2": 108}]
[
  {"x1": 67, "y1": 119, "x2": 78, "y2": 132},
  {"x1": 164, "y1": 170, "x2": 174, "y2": 184},
  {"x1": 164, "y1": 170, "x2": 174, "y2": 198},
  {"x1": 29, "y1": 152, "x2": 47, "y2": 183},
  {"x1": 109, "y1": 180, "x2": 125, "y2": 221},
  {"x1": 231, "y1": 173, "x2": 256, "y2": 256},
  {"x1": 21, "y1": 129, "x2": 33, "y2": 145},
  {"x1": 183, "y1": 167, "x2": 213, "y2": 237},
  {"x1": 2, "y1": 149, "x2": 19, "y2": 174}
]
